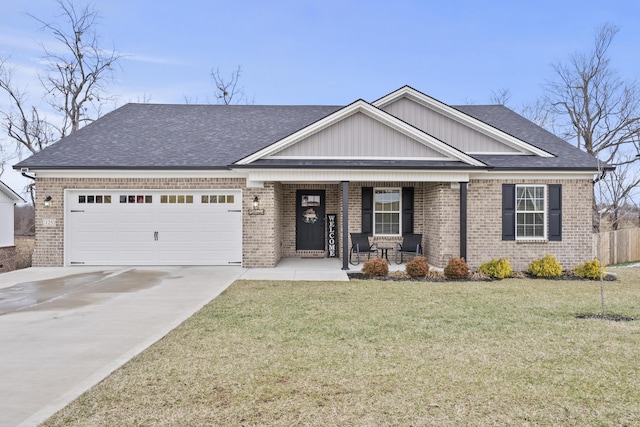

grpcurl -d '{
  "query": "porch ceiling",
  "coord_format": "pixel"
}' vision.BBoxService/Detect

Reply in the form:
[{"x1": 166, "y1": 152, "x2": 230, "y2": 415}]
[{"x1": 238, "y1": 168, "x2": 472, "y2": 183}]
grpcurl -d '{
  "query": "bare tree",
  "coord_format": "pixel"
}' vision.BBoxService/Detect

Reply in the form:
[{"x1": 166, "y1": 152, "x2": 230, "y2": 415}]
[
  {"x1": 519, "y1": 99, "x2": 556, "y2": 132},
  {"x1": 0, "y1": 0, "x2": 120, "y2": 157},
  {"x1": 596, "y1": 156, "x2": 640, "y2": 230},
  {"x1": 31, "y1": 0, "x2": 121, "y2": 136},
  {"x1": 543, "y1": 23, "x2": 640, "y2": 229},
  {"x1": 0, "y1": 59, "x2": 57, "y2": 156},
  {"x1": 490, "y1": 88, "x2": 512, "y2": 106},
  {"x1": 211, "y1": 65, "x2": 247, "y2": 105},
  {"x1": 489, "y1": 88, "x2": 555, "y2": 130}
]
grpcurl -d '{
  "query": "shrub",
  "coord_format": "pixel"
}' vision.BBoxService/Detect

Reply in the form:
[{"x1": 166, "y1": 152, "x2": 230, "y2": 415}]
[
  {"x1": 361, "y1": 257, "x2": 389, "y2": 277},
  {"x1": 479, "y1": 258, "x2": 512, "y2": 279},
  {"x1": 528, "y1": 254, "x2": 563, "y2": 278},
  {"x1": 427, "y1": 270, "x2": 445, "y2": 280},
  {"x1": 444, "y1": 257, "x2": 469, "y2": 279},
  {"x1": 405, "y1": 256, "x2": 430, "y2": 278},
  {"x1": 574, "y1": 259, "x2": 602, "y2": 279}
]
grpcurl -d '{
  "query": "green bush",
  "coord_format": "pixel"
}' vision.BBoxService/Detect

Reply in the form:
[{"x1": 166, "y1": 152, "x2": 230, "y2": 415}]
[
  {"x1": 444, "y1": 257, "x2": 470, "y2": 279},
  {"x1": 362, "y1": 257, "x2": 389, "y2": 277},
  {"x1": 574, "y1": 259, "x2": 602, "y2": 279},
  {"x1": 479, "y1": 258, "x2": 512, "y2": 279},
  {"x1": 528, "y1": 254, "x2": 563, "y2": 278},
  {"x1": 405, "y1": 256, "x2": 430, "y2": 278}
]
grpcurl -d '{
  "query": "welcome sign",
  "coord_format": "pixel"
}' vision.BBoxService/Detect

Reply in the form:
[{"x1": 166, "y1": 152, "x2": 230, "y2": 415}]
[{"x1": 327, "y1": 214, "x2": 337, "y2": 257}]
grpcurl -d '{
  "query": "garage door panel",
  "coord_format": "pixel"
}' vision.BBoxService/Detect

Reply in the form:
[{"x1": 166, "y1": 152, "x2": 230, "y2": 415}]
[
  {"x1": 66, "y1": 190, "x2": 242, "y2": 266},
  {"x1": 117, "y1": 212, "x2": 154, "y2": 227},
  {"x1": 116, "y1": 229, "x2": 155, "y2": 242},
  {"x1": 73, "y1": 231, "x2": 116, "y2": 245},
  {"x1": 114, "y1": 249, "x2": 156, "y2": 264}
]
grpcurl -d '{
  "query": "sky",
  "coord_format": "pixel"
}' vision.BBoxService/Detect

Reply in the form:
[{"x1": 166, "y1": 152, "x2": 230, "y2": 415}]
[{"x1": 1, "y1": 0, "x2": 639, "y2": 197}]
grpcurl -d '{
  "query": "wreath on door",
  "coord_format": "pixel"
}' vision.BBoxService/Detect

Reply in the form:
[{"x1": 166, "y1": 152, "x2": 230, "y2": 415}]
[{"x1": 302, "y1": 208, "x2": 318, "y2": 224}]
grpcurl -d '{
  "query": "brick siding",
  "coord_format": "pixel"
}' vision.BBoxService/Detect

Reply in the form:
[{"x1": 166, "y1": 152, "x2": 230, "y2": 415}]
[
  {"x1": 467, "y1": 178, "x2": 593, "y2": 271},
  {"x1": 33, "y1": 177, "x2": 278, "y2": 268},
  {"x1": 0, "y1": 246, "x2": 17, "y2": 273},
  {"x1": 34, "y1": 177, "x2": 594, "y2": 271}
]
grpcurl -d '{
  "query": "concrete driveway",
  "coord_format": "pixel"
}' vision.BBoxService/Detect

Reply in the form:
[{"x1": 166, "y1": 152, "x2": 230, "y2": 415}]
[{"x1": 0, "y1": 266, "x2": 244, "y2": 427}]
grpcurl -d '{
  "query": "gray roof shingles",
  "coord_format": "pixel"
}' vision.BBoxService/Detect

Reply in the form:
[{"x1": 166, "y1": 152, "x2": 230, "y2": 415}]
[
  {"x1": 16, "y1": 104, "x2": 342, "y2": 169},
  {"x1": 15, "y1": 101, "x2": 601, "y2": 171},
  {"x1": 454, "y1": 105, "x2": 601, "y2": 170}
]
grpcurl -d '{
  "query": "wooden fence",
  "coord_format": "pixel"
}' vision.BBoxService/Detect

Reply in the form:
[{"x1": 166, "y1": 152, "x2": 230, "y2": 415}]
[{"x1": 593, "y1": 228, "x2": 640, "y2": 265}]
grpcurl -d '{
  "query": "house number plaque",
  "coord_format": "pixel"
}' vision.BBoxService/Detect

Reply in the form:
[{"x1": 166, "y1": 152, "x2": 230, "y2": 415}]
[{"x1": 43, "y1": 218, "x2": 56, "y2": 227}]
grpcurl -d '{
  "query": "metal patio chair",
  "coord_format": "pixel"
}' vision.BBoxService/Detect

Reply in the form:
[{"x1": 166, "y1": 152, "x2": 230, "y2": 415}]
[
  {"x1": 349, "y1": 233, "x2": 379, "y2": 265},
  {"x1": 395, "y1": 233, "x2": 423, "y2": 264}
]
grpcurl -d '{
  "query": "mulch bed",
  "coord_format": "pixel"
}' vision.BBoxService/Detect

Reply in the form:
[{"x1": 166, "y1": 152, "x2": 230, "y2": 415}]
[{"x1": 347, "y1": 272, "x2": 618, "y2": 282}]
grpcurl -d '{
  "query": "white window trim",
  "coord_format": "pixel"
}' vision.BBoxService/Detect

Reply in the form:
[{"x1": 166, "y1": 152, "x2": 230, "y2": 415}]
[
  {"x1": 515, "y1": 184, "x2": 547, "y2": 240},
  {"x1": 373, "y1": 187, "x2": 402, "y2": 236}
]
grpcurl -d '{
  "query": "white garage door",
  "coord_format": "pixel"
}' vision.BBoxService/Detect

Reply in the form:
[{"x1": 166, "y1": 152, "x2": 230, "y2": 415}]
[{"x1": 65, "y1": 190, "x2": 242, "y2": 266}]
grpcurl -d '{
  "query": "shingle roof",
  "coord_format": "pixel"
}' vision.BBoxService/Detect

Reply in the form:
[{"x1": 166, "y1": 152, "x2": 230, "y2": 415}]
[
  {"x1": 15, "y1": 101, "x2": 601, "y2": 172},
  {"x1": 15, "y1": 104, "x2": 342, "y2": 169},
  {"x1": 454, "y1": 105, "x2": 601, "y2": 170}
]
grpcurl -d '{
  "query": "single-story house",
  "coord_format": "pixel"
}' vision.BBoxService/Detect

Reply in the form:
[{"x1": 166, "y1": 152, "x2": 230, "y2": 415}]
[
  {"x1": 14, "y1": 86, "x2": 604, "y2": 271},
  {"x1": 0, "y1": 180, "x2": 25, "y2": 273}
]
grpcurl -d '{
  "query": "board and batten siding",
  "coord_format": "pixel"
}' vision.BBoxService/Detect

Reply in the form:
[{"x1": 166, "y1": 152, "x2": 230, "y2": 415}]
[
  {"x1": 272, "y1": 112, "x2": 446, "y2": 158},
  {"x1": 381, "y1": 98, "x2": 520, "y2": 154}
]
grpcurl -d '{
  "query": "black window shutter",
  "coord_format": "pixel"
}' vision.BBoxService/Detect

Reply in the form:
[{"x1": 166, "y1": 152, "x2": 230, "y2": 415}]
[
  {"x1": 548, "y1": 184, "x2": 562, "y2": 241},
  {"x1": 362, "y1": 187, "x2": 373, "y2": 234},
  {"x1": 402, "y1": 187, "x2": 414, "y2": 234},
  {"x1": 502, "y1": 184, "x2": 515, "y2": 240}
]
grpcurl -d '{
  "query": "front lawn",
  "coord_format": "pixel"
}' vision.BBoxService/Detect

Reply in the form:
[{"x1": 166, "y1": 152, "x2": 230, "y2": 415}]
[{"x1": 43, "y1": 267, "x2": 640, "y2": 426}]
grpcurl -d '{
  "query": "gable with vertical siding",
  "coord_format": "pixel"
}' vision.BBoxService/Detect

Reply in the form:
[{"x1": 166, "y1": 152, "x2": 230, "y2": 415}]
[
  {"x1": 269, "y1": 112, "x2": 448, "y2": 159},
  {"x1": 380, "y1": 97, "x2": 521, "y2": 154}
]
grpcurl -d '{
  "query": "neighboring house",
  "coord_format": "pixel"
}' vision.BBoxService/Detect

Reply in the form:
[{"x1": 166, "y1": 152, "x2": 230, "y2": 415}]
[
  {"x1": 14, "y1": 86, "x2": 605, "y2": 271},
  {"x1": 0, "y1": 180, "x2": 25, "y2": 273}
]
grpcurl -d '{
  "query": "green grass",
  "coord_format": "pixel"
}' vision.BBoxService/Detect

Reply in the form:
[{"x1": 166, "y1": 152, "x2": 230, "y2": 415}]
[{"x1": 43, "y1": 267, "x2": 640, "y2": 426}]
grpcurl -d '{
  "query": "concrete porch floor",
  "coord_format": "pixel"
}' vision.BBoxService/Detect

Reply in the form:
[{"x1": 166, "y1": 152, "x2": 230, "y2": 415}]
[{"x1": 238, "y1": 256, "x2": 408, "y2": 282}]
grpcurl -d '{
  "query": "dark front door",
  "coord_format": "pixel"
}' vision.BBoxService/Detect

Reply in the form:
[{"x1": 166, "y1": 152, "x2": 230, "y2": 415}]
[{"x1": 296, "y1": 190, "x2": 325, "y2": 251}]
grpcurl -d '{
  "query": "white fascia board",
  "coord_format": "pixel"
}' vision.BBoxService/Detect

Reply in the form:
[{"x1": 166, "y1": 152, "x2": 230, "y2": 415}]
[
  {"x1": 373, "y1": 86, "x2": 555, "y2": 158},
  {"x1": 469, "y1": 170, "x2": 596, "y2": 180},
  {"x1": 238, "y1": 168, "x2": 471, "y2": 183},
  {"x1": 32, "y1": 169, "x2": 244, "y2": 179},
  {"x1": 236, "y1": 100, "x2": 486, "y2": 167}
]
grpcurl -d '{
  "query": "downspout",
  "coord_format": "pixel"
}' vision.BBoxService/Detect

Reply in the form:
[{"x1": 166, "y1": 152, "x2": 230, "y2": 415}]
[
  {"x1": 592, "y1": 170, "x2": 607, "y2": 184},
  {"x1": 21, "y1": 171, "x2": 36, "y2": 181},
  {"x1": 593, "y1": 158, "x2": 609, "y2": 184},
  {"x1": 21, "y1": 170, "x2": 36, "y2": 204}
]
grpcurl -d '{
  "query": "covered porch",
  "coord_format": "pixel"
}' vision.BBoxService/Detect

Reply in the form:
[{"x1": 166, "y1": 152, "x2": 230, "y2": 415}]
[{"x1": 243, "y1": 168, "x2": 471, "y2": 269}]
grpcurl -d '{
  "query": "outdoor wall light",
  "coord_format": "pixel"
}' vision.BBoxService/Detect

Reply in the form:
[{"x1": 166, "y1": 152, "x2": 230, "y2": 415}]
[
  {"x1": 249, "y1": 196, "x2": 265, "y2": 215},
  {"x1": 44, "y1": 195, "x2": 52, "y2": 207}
]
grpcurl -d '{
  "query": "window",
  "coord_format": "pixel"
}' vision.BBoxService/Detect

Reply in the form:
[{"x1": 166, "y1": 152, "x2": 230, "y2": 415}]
[
  {"x1": 78, "y1": 194, "x2": 111, "y2": 204},
  {"x1": 374, "y1": 188, "x2": 401, "y2": 235},
  {"x1": 160, "y1": 194, "x2": 194, "y2": 204},
  {"x1": 120, "y1": 195, "x2": 152, "y2": 204},
  {"x1": 516, "y1": 185, "x2": 545, "y2": 238},
  {"x1": 201, "y1": 194, "x2": 234, "y2": 204}
]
